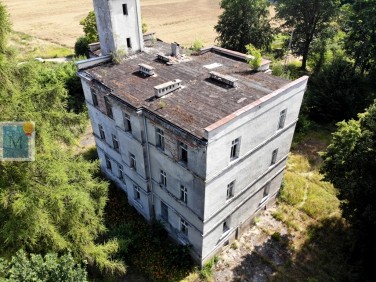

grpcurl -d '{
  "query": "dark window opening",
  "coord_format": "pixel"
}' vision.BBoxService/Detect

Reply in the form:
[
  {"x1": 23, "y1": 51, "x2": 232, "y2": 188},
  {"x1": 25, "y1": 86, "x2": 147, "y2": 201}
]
[
  {"x1": 92, "y1": 92, "x2": 99, "y2": 107},
  {"x1": 122, "y1": 4, "x2": 128, "y2": 15},
  {"x1": 126, "y1": 37, "x2": 132, "y2": 48}
]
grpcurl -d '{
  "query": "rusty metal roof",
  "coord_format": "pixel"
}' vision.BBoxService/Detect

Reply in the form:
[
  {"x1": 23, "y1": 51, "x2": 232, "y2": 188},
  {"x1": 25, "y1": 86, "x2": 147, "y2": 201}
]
[{"x1": 84, "y1": 41, "x2": 290, "y2": 139}]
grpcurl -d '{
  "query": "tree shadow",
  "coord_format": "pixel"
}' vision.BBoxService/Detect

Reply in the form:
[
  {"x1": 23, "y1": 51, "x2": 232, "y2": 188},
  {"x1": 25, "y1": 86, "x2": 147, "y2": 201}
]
[{"x1": 231, "y1": 217, "x2": 351, "y2": 281}]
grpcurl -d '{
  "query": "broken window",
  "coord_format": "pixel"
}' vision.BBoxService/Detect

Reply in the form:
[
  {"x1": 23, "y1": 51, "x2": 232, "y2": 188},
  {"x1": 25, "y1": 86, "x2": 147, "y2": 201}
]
[
  {"x1": 134, "y1": 184, "x2": 140, "y2": 200},
  {"x1": 92, "y1": 92, "x2": 99, "y2": 107},
  {"x1": 179, "y1": 142, "x2": 188, "y2": 164},
  {"x1": 156, "y1": 128, "x2": 165, "y2": 150},
  {"x1": 227, "y1": 181, "x2": 234, "y2": 200},
  {"x1": 230, "y1": 137, "x2": 240, "y2": 160},
  {"x1": 271, "y1": 149, "x2": 278, "y2": 165},
  {"x1": 130, "y1": 153, "x2": 136, "y2": 170},
  {"x1": 105, "y1": 98, "x2": 113, "y2": 119},
  {"x1": 161, "y1": 202, "x2": 168, "y2": 221},
  {"x1": 126, "y1": 37, "x2": 132, "y2": 49},
  {"x1": 112, "y1": 134, "x2": 119, "y2": 152},
  {"x1": 123, "y1": 112, "x2": 132, "y2": 132},
  {"x1": 105, "y1": 155, "x2": 112, "y2": 171},
  {"x1": 99, "y1": 124, "x2": 105, "y2": 140},
  {"x1": 278, "y1": 109, "x2": 287, "y2": 129},
  {"x1": 118, "y1": 164, "x2": 124, "y2": 180}
]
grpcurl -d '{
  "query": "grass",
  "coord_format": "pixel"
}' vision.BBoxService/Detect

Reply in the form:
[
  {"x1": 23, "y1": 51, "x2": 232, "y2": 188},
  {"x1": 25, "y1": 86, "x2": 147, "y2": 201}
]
[{"x1": 9, "y1": 31, "x2": 74, "y2": 61}]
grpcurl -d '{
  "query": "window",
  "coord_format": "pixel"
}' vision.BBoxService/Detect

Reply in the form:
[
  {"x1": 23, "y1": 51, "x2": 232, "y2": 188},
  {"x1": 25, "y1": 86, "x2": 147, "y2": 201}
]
[
  {"x1": 160, "y1": 170, "x2": 167, "y2": 186},
  {"x1": 124, "y1": 113, "x2": 132, "y2": 132},
  {"x1": 278, "y1": 109, "x2": 287, "y2": 129},
  {"x1": 126, "y1": 38, "x2": 132, "y2": 49},
  {"x1": 130, "y1": 153, "x2": 136, "y2": 170},
  {"x1": 105, "y1": 155, "x2": 112, "y2": 171},
  {"x1": 161, "y1": 202, "x2": 168, "y2": 221},
  {"x1": 180, "y1": 185, "x2": 187, "y2": 204},
  {"x1": 99, "y1": 124, "x2": 105, "y2": 140},
  {"x1": 226, "y1": 181, "x2": 234, "y2": 200},
  {"x1": 271, "y1": 149, "x2": 278, "y2": 165},
  {"x1": 112, "y1": 134, "x2": 119, "y2": 152},
  {"x1": 263, "y1": 182, "x2": 271, "y2": 198},
  {"x1": 122, "y1": 3, "x2": 128, "y2": 15},
  {"x1": 134, "y1": 184, "x2": 140, "y2": 200},
  {"x1": 179, "y1": 142, "x2": 188, "y2": 164},
  {"x1": 105, "y1": 98, "x2": 113, "y2": 119},
  {"x1": 118, "y1": 164, "x2": 124, "y2": 180},
  {"x1": 181, "y1": 219, "x2": 188, "y2": 236},
  {"x1": 230, "y1": 138, "x2": 240, "y2": 160},
  {"x1": 156, "y1": 128, "x2": 165, "y2": 150},
  {"x1": 92, "y1": 92, "x2": 99, "y2": 107},
  {"x1": 223, "y1": 220, "x2": 229, "y2": 233}
]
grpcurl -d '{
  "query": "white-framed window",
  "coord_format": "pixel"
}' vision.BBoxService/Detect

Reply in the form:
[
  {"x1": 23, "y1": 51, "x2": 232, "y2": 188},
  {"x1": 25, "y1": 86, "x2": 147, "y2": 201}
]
[
  {"x1": 92, "y1": 92, "x2": 99, "y2": 107},
  {"x1": 118, "y1": 164, "x2": 124, "y2": 180},
  {"x1": 230, "y1": 137, "x2": 241, "y2": 160},
  {"x1": 122, "y1": 3, "x2": 128, "y2": 15},
  {"x1": 278, "y1": 109, "x2": 287, "y2": 129},
  {"x1": 99, "y1": 124, "x2": 105, "y2": 140},
  {"x1": 105, "y1": 155, "x2": 112, "y2": 171},
  {"x1": 271, "y1": 149, "x2": 278, "y2": 165},
  {"x1": 226, "y1": 181, "x2": 235, "y2": 200},
  {"x1": 179, "y1": 142, "x2": 188, "y2": 164},
  {"x1": 161, "y1": 201, "x2": 168, "y2": 221},
  {"x1": 130, "y1": 153, "x2": 136, "y2": 170},
  {"x1": 112, "y1": 134, "x2": 119, "y2": 152},
  {"x1": 134, "y1": 184, "x2": 140, "y2": 200},
  {"x1": 180, "y1": 219, "x2": 188, "y2": 236},
  {"x1": 160, "y1": 170, "x2": 167, "y2": 186},
  {"x1": 156, "y1": 128, "x2": 165, "y2": 150},
  {"x1": 123, "y1": 112, "x2": 132, "y2": 132},
  {"x1": 180, "y1": 185, "x2": 187, "y2": 204},
  {"x1": 105, "y1": 98, "x2": 113, "y2": 119}
]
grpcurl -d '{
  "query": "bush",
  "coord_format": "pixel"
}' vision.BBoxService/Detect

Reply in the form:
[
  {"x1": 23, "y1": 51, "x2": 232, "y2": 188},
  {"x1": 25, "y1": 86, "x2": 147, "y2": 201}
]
[
  {"x1": 74, "y1": 36, "x2": 89, "y2": 57},
  {"x1": 0, "y1": 250, "x2": 87, "y2": 282},
  {"x1": 191, "y1": 38, "x2": 204, "y2": 53}
]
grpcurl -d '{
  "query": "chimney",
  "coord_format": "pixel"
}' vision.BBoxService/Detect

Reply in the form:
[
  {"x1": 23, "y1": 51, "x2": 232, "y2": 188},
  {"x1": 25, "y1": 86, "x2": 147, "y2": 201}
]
[
  {"x1": 93, "y1": 0, "x2": 144, "y2": 56},
  {"x1": 171, "y1": 42, "x2": 180, "y2": 57}
]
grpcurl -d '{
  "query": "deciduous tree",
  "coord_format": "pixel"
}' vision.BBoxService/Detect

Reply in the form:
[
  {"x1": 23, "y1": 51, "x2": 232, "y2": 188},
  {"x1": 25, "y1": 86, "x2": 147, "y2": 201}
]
[
  {"x1": 321, "y1": 101, "x2": 376, "y2": 280},
  {"x1": 344, "y1": 0, "x2": 376, "y2": 74},
  {"x1": 276, "y1": 0, "x2": 340, "y2": 70},
  {"x1": 215, "y1": 0, "x2": 273, "y2": 53}
]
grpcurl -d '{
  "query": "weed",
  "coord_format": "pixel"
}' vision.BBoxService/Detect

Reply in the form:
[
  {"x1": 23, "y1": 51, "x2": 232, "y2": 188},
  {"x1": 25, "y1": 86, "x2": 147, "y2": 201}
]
[
  {"x1": 271, "y1": 232, "x2": 282, "y2": 241},
  {"x1": 230, "y1": 241, "x2": 238, "y2": 250}
]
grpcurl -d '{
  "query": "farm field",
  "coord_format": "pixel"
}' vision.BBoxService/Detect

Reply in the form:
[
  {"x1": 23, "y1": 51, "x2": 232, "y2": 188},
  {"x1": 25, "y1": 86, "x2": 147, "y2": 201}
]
[{"x1": 2, "y1": 0, "x2": 222, "y2": 48}]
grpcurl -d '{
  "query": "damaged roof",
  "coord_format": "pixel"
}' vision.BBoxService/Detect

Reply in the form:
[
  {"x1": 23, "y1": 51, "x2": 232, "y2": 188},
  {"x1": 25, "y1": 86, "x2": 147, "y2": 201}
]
[{"x1": 81, "y1": 41, "x2": 290, "y2": 139}]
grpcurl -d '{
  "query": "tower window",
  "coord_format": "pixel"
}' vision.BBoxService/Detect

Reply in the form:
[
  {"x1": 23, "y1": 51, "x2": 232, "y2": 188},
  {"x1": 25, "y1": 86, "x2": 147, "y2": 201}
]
[
  {"x1": 126, "y1": 38, "x2": 132, "y2": 48},
  {"x1": 122, "y1": 4, "x2": 128, "y2": 15}
]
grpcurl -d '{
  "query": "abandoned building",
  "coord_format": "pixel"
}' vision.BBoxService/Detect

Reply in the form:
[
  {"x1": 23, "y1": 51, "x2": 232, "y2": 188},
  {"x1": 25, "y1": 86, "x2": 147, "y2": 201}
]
[{"x1": 76, "y1": 0, "x2": 308, "y2": 265}]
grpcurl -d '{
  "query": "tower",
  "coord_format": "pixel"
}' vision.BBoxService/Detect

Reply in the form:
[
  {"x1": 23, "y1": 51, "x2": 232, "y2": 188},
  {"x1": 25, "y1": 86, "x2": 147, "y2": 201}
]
[{"x1": 93, "y1": 0, "x2": 144, "y2": 56}]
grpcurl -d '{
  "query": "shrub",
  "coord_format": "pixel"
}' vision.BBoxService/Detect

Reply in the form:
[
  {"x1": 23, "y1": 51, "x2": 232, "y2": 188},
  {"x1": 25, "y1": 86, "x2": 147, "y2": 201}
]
[
  {"x1": 191, "y1": 38, "x2": 204, "y2": 53},
  {"x1": 74, "y1": 36, "x2": 89, "y2": 57},
  {"x1": 0, "y1": 250, "x2": 87, "y2": 282}
]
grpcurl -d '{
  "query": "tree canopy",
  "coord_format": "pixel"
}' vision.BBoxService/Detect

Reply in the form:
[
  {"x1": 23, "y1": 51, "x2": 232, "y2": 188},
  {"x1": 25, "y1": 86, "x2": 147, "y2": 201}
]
[
  {"x1": 215, "y1": 0, "x2": 273, "y2": 53},
  {"x1": 0, "y1": 4, "x2": 124, "y2": 274},
  {"x1": 321, "y1": 101, "x2": 376, "y2": 280},
  {"x1": 344, "y1": 0, "x2": 376, "y2": 74},
  {"x1": 276, "y1": 0, "x2": 340, "y2": 70}
]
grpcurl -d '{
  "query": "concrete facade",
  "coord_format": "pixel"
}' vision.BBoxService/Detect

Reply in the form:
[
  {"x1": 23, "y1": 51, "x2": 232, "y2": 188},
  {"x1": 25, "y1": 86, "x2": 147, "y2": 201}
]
[{"x1": 77, "y1": 0, "x2": 308, "y2": 266}]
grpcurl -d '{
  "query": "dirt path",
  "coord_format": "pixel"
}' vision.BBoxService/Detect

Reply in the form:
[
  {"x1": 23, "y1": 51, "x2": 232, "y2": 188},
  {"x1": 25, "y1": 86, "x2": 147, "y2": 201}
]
[{"x1": 214, "y1": 206, "x2": 292, "y2": 282}]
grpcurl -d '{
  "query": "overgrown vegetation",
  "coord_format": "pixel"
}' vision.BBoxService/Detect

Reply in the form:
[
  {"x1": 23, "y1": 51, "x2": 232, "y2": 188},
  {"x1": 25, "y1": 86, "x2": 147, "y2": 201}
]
[
  {"x1": 102, "y1": 184, "x2": 194, "y2": 281},
  {"x1": 0, "y1": 3, "x2": 124, "y2": 277}
]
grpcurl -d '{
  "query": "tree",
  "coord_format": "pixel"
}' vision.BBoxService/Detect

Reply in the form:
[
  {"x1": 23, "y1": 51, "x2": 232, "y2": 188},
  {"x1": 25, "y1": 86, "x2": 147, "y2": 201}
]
[
  {"x1": 344, "y1": 0, "x2": 376, "y2": 74},
  {"x1": 214, "y1": 0, "x2": 273, "y2": 53},
  {"x1": 245, "y1": 44, "x2": 262, "y2": 70},
  {"x1": 321, "y1": 101, "x2": 376, "y2": 280},
  {"x1": 305, "y1": 57, "x2": 374, "y2": 123},
  {"x1": 0, "y1": 5, "x2": 124, "y2": 273},
  {"x1": 80, "y1": 11, "x2": 98, "y2": 43},
  {"x1": 276, "y1": 0, "x2": 340, "y2": 70},
  {"x1": 0, "y1": 250, "x2": 87, "y2": 282}
]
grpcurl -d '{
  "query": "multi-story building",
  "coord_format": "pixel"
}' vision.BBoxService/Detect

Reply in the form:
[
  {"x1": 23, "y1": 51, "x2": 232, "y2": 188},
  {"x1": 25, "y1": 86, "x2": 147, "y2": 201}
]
[{"x1": 76, "y1": 0, "x2": 308, "y2": 265}]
